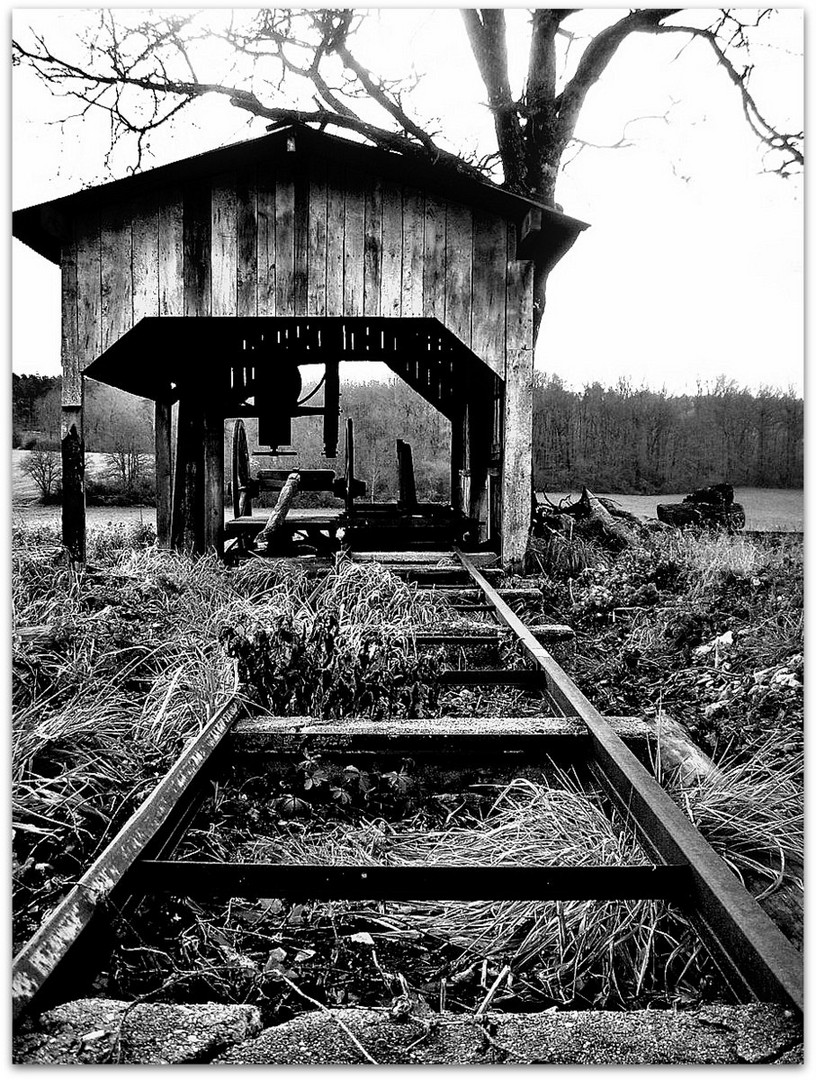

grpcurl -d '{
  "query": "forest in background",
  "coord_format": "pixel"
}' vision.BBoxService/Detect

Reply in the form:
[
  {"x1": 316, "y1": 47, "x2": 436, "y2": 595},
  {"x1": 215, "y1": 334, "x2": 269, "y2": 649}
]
[{"x1": 12, "y1": 371, "x2": 803, "y2": 500}]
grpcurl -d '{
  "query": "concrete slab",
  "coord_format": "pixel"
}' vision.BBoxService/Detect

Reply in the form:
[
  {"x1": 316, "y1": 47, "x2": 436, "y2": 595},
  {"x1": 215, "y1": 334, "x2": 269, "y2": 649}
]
[
  {"x1": 14, "y1": 998, "x2": 262, "y2": 1064},
  {"x1": 213, "y1": 1003, "x2": 802, "y2": 1065}
]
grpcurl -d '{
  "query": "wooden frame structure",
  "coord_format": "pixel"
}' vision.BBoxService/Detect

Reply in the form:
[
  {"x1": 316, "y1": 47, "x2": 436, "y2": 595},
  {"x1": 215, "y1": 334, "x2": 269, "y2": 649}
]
[{"x1": 13, "y1": 124, "x2": 588, "y2": 568}]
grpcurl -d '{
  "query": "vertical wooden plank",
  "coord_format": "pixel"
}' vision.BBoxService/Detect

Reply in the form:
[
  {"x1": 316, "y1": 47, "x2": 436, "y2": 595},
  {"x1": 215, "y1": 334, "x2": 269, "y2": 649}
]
[
  {"x1": 158, "y1": 190, "x2": 184, "y2": 316},
  {"x1": 325, "y1": 177, "x2": 345, "y2": 316},
  {"x1": 203, "y1": 405, "x2": 224, "y2": 555},
  {"x1": 423, "y1": 196, "x2": 446, "y2": 320},
  {"x1": 211, "y1": 175, "x2": 237, "y2": 316},
  {"x1": 61, "y1": 229, "x2": 85, "y2": 562},
  {"x1": 449, "y1": 407, "x2": 465, "y2": 513},
  {"x1": 380, "y1": 182, "x2": 403, "y2": 318},
  {"x1": 76, "y1": 213, "x2": 101, "y2": 368},
  {"x1": 501, "y1": 259, "x2": 535, "y2": 572},
  {"x1": 100, "y1": 202, "x2": 133, "y2": 352},
  {"x1": 343, "y1": 171, "x2": 365, "y2": 317},
  {"x1": 444, "y1": 202, "x2": 473, "y2": 347},
  {"x1": 172, "y1": 398, "x2": 203, "y2": 552},
  {"x1": 472, "y1": 212, "x2": 507, "y2": 377},
  {"x1": 275, "y1": 172, "x2": 295, "y2": 316},
  {"x1": 363, "y1": 177, "x2": 383, "y2": 317},
  {"x1": 132, "y1": 193, "x2": 160, "y2": 323},
  {"x1": 401, "y1": 187, "x2": 424, "y2": 317},
  {"x1": 256, "y1": 169, "x2": 276, "y2": 317},
  {"x1": 236, "y1": 170, "x2": 258, "y2": 317},
  {"x1": 155, "y1": 399, "x2": 173, "y2": 548},
  {"x1": 293, "y1": 170, "x2": 309, "y2": 316},
  {"x1": 307, "y1": 158, "x2": 328, "y2": 316},
  {"x1": 183, "y1": 183, "x2": 212, "y2": 317},
  {"x1": 61, "y1": 228, "x2": 80, "y2": 405}
]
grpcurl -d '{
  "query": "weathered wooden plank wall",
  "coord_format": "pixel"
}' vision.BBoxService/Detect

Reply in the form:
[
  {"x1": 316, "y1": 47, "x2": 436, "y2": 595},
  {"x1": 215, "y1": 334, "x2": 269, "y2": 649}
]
[{"x1": 67, "y1": 156, "x2": 525, "y2": 384}]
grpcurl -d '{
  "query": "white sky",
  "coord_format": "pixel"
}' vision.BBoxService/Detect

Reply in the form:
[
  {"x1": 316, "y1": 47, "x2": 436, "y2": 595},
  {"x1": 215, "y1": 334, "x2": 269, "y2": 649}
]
[{"x1": 9, "y1": 5, "x2": 805, "y2": 395}]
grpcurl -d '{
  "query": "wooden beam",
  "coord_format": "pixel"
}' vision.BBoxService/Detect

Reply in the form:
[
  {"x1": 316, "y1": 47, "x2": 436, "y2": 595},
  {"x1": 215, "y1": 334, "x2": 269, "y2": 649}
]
[
  {"x1": 257, "y1": 472, "x2": 300, "y2": 550},
  {"x1": 171, "y1": 397, "x2": 204, "y2": 553},
  {"x1": 154, "y1": 399, "x2": 173, "y2": 548},
  {"x1": 60, "y1": 420, "x2": 85, "y2": 564},
  {"x1": 136, "y1": 861, "x2": 688, "y2": 903},
  {"x1": 203, "y1": 405, "x2": 224, "y2": 555},
  {"x1": 396, "y1": 439, "x2": 417, "y2": 511},
  {"x1": 501, "y1": 260, "x2": 535, "y2": 572},
  {"x1": 60, "y1": 233, "x2": 85, "y2": 563}
]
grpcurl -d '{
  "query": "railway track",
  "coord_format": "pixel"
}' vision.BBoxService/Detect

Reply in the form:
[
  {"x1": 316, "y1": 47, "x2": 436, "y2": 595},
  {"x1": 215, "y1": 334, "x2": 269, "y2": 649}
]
[{"x1": 13, "y1": 545, "x2": 803, "y2": 1030}]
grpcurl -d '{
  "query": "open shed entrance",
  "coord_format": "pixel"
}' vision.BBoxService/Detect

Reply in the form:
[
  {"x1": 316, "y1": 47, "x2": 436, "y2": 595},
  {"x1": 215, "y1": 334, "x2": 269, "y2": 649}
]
[{"x1": 84, "y1": 316, "x2": 504, "y2": 557}]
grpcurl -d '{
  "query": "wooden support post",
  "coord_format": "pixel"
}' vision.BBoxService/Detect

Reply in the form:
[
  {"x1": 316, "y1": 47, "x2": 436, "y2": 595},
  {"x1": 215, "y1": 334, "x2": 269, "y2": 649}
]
[
  {"x1": 323, "y1": 357, "x2": 340, "y2": 458},
  {"x1": 396, "y1": 439, "x2": 417, "y2": 511},
  {"x1": 154, "y1": 399, "x2": 173, "y2": 548},
  {"x1": 60, "y1": 235, "x2": 85, "y2": 563},
  {"x1": 61, "y1": 417, "x2": 85, "y2": 564},
  {"x1": 450, "y1": 409, "x2": 465, "y2": 513},
  {"x1": 171, "y1": 397, "x2": 224, "y2": 556},
  {"x1": 171, "y1": 397, "x2": 204, "y2": 554},
  {"x1": 465, "y1": 393, "x2": 492, "y2": 542},
  {"x1": 501, "y1": 260, "x2": 535, "y2": 572},
  {"x1": 344, "y1": 417, "x2": 356, "y2": 519},
  {"x1": 203, "y1": 406, "x2": 224, "y2": 556}
]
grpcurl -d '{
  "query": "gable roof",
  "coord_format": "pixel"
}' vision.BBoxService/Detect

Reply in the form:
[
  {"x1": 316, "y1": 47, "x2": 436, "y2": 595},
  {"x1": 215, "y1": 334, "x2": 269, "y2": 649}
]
[{"x1": 12, "y1": 123, "x2": 588, "y2": 265}]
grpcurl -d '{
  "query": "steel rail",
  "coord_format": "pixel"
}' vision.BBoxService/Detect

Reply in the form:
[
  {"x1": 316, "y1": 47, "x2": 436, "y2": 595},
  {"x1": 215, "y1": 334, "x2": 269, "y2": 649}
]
[
  {"x1": 12, "y1": 693, "x2": 243, "y2": 1020},
  {"x1": 454, "y1": 547, "x2": 803, "y2": 1015}
]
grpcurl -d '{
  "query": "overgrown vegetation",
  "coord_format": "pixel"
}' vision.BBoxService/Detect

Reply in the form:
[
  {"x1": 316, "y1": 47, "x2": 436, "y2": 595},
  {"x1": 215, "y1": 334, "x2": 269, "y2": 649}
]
[
  {"x1": 11, "y1": 532, "x2": 452, "y2": 947},
  {"x1": 12, "y1": 523, "x2": 802, "y2": 1022},
  {"x1": 530, "y1": 529, "x2": 803, "y2": 761}
]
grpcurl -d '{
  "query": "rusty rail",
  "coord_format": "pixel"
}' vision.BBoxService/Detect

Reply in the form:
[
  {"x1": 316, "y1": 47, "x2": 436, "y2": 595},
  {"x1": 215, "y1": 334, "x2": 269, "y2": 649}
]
[{"x1": 12, "y1": 548, "x2": 803, "y2": 1021}]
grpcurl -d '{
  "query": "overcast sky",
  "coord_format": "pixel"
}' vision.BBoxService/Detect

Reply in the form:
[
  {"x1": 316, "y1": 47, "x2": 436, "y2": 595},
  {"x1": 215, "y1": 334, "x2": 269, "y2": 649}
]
[{"x1": 10, "y1": 5, "x2": 804, "y2": 395}]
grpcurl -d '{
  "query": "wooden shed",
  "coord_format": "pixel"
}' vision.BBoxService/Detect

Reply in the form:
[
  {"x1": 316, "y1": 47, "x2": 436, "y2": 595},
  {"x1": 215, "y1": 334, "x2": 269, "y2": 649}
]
[{"x1": 13, "y1": 124, "x2": 587, "y2": 568}]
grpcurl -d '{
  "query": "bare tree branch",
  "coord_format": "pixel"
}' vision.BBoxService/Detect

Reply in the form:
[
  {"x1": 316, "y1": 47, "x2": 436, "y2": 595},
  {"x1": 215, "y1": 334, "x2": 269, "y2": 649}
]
[
  {"x1": 461, "y1": 9, "x2": 527, "y2": 190},
  {"x1": 12, "y1": 7, "x2": 802, "y2": 199},
  {"x1": 651, "y1": 20, "x2": 803, "y2": 175}
]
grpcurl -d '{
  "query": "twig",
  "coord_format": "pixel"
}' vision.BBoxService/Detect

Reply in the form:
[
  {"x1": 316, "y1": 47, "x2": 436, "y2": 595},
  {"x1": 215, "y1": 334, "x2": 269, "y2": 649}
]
[
  {"x1": 273, "y1": 969, "x2": 379, "y2": 1064},
  {"x1": 474, "y1": 964, "x2": 512, "y2": 1018}
]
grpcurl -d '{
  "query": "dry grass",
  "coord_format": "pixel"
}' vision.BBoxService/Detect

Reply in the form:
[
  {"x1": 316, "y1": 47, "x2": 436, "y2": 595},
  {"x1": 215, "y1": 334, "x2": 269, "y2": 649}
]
[
  {"x1": 11, "y1": 524, "x2": 303, "y2": 942},
  {"x1": 11, "y1": 526, "x2": 474, "y2": 944},
  {"x1": 233, "y1": 729, "x2": 803, "y2": 1009},
  {"x1": 237, "y1": 773, "x2": 694, "y2": 1006}
]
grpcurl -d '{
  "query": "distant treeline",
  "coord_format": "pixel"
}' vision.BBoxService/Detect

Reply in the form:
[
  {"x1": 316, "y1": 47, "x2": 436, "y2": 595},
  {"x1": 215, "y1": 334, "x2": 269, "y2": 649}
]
[
  {"x1": 13, "y1": 374, "x2": 154, "y2": 456},
  {"x1": 13, "y1": 371, "x2": 803, "y2": 497},
  {"x1": 533, "y1": 374, "x2": 803, "y2": 492}
]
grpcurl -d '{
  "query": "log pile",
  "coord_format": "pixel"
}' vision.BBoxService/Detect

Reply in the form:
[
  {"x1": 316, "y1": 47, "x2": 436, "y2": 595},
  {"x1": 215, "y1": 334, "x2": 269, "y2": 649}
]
[
  {"x1": 657, "y1": 484, "x2": 745, "y2": 532},
  {"x1": 533, "y1": 487, "x2": 638, "y2": 551}
]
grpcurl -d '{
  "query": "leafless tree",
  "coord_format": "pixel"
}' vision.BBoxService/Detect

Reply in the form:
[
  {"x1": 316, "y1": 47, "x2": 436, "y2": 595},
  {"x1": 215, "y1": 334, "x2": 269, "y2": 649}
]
[
  {"x1": 13, "y1": 8, "x2": 802, "y2": 313},
  {"x1": 19, "y1": 448, "x2": 61, "y2": 500}
]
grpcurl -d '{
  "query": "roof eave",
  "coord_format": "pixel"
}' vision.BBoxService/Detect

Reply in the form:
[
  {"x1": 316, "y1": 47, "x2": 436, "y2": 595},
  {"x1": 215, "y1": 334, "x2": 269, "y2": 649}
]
[{"x1": 12, "y1": 125, "x2": 589, "y2": 265}]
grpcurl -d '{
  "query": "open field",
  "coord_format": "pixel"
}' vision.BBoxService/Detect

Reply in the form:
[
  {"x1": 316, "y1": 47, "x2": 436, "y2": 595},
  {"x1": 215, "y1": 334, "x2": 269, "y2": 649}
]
[{"x1": 12, "y1": 452, "x2": 803, "y2": 532}]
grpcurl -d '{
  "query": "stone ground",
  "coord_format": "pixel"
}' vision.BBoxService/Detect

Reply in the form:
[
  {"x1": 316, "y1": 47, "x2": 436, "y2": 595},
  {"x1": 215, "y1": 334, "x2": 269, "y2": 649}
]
[{"x1": 14, "y1": 998, "x2": 802, "y2": 1065}]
